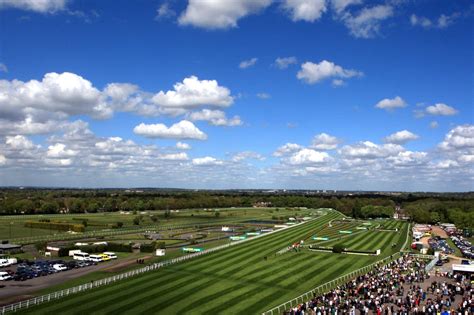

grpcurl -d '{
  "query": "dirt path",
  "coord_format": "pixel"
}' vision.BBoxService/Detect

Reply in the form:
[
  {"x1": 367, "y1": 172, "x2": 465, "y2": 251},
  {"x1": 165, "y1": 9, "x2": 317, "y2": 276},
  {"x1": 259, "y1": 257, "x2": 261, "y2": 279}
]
[{"x1": 431, "y1": 226, "x2": 448, "y2": 238}]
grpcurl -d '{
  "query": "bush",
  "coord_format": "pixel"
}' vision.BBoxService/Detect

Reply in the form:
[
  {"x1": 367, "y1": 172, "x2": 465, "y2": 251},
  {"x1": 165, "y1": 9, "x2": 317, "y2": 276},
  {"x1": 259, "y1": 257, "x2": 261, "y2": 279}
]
[
  {"x1": 34, "y1": 241, "x2": 47, "y2": 251},
  {"x1": 105, "y1": 242, "x2": 133, "y2": 253},
  {"x1": 140, "y1": 243, "x2": 155, "y2": 253},
  {"x1": 332, "y1": 244, "x2": 345, "y2": 253}
]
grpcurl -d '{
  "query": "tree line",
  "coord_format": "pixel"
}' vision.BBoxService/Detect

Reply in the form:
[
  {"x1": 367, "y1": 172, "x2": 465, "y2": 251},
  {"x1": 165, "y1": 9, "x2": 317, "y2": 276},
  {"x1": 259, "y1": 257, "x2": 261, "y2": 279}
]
[{"x1": 0, "y1": 189, "x2": 472, "y2": 228}]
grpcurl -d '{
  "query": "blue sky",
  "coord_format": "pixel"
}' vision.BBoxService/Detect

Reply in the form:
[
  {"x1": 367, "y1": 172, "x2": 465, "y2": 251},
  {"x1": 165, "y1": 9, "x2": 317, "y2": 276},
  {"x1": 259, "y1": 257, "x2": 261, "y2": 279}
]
[{"x1": 0, "y1": 0, "x2": 472, "y2": 191}]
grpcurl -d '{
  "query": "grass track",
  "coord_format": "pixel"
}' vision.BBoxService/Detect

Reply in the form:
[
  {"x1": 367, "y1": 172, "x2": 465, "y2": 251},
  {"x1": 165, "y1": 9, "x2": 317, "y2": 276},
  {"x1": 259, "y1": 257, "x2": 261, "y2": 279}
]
[{"x1": 19, "y1": 211, "x2": 408, "y2": 315}]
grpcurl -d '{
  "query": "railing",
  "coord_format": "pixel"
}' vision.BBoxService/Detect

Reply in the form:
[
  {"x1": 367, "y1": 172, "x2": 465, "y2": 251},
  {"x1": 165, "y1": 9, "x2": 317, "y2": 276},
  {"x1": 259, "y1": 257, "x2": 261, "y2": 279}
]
[
  {"x1": 0, "y1": 213, "x2": 325, "y2": 314},
  {"x1": 262, "y1": 220, "x2": 412, "y2": 315}
]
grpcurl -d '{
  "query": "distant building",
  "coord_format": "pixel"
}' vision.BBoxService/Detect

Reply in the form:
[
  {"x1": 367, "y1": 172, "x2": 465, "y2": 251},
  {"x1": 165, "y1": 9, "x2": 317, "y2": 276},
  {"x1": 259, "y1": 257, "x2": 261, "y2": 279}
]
[{"x1": 0, "y1": 244, "x2": 22, "y2": 254}]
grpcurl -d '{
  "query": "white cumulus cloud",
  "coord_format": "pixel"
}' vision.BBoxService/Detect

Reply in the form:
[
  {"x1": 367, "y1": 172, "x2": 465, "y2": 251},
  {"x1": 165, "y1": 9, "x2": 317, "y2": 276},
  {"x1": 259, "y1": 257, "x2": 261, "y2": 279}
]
[
  {"x1": 151, "y1": 76, "x2": 233, "y2": 109},
  {"x1": 375, "y1": 96, "x2": 407, "y2": 110},
  {"x1": 0, "y1": 0, "x2": 67, "y2": 13},
  {"x1": 133, "y1": 120, "x2": 207, "y2": 140},
  {"x1": 425, "y1": 103, "x2": 458, "y2": 116},
  {"x1": 297, "y1": 60, "x2": 362, "y2": 85},
  {"x1": 288, "y1": 148, "x2": 331, "y2": 165},
  {"x1": 178, "y1": 0, "x2": 272, "y2": 29},
  {"x1": 282, "y1": 0, "x2": 327, "y2": 22},
  {"x1": 383, "y1": 130, "x2": 419, "y2": 144},
  {"x1": 310, "y1": 133, "x2": 341, "y2": 150},
  {"x1": 192, "y1": 156, "x2": 223, "y2": 166},
  {"x1": 187, "y1": 109, "x2": 242, "y2": 127}
]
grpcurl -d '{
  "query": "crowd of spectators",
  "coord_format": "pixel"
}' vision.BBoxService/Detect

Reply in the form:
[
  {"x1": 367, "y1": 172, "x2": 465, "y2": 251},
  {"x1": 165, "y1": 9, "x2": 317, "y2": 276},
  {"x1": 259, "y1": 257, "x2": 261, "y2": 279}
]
[{"x1": 284, "y1": 255, "x2": 473, "y2": 315}]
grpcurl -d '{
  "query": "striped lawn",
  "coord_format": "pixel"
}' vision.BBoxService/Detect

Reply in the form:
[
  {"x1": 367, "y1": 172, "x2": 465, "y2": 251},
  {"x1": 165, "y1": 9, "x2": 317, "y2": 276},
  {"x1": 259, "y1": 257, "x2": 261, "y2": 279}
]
[{"x1": 19, "y1": 212, "x2": 406, "y2": 315}]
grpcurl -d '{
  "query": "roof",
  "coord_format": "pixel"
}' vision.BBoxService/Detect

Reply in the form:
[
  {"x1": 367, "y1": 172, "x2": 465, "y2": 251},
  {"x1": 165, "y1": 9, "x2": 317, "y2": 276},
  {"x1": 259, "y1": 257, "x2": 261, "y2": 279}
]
[
  {"x1": 452, "y1": 264, "x2": 474, "y2": 273},
  {"x1": 0, "y1": 244, "x2": 21, "y2": 250}
]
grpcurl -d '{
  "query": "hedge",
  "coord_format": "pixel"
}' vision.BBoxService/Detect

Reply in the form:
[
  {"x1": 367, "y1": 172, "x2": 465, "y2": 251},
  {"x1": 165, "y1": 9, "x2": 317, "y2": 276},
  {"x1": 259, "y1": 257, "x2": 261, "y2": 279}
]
[{"x1": 24, "y1": 221, "x2": 85, "y2": 232}]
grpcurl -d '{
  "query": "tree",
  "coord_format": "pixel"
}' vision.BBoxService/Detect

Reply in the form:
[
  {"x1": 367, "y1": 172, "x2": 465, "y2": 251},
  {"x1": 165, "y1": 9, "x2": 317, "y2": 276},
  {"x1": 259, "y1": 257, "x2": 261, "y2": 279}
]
[
  {"x1": 116, "y1": 222, "x2": 124, "y2": 228},
  {"x1": 133, "y1": 216, "x2": 140, "y2": 225},
  {"x1": 215, "y1": 211, "x2": 220, "y2": 218}
]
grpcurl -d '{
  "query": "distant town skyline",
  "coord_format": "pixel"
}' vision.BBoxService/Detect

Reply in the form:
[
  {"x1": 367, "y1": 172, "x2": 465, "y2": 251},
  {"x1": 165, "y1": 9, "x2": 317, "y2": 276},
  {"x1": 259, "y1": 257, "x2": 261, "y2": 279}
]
[{"x1": 0, "y1": 0, "x2": 473, "y2": 191}]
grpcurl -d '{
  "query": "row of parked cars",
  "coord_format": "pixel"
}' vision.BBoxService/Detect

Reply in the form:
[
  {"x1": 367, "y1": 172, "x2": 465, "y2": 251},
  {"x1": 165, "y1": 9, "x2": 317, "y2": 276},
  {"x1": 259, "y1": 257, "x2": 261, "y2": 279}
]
[
  {"x1": 428, "y1": 236, "x2": 455, "y2": 255},
  {"x1": 450, "y1": 234, "x2": 474, "y2": 259},
  {"x1": 72, "y1": 251, "x2": 117, "y2": 262},
  {"x1": 1, "y1": 259, "x2": 79, "y2": 281},
  {"x1": 0, "y1": 251, "x2": 117, "y2": 282}
]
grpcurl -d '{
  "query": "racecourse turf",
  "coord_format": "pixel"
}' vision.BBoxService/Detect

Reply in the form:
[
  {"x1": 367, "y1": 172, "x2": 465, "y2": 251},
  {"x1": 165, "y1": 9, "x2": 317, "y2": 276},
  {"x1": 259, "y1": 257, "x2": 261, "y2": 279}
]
[{"x1": 19, "y1": 210, "x2": 408, "y2": 315}]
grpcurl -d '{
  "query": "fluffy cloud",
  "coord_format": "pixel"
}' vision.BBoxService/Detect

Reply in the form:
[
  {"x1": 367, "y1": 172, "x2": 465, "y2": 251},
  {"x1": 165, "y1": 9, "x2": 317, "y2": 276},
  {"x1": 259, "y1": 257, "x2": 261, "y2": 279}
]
[
  {"x1": 6, "y1": 135, "x2": 36, "y2": 150},
  {"x1": 282, "y1": 0, "x2": 327, "y2": 22},
  {"x1": 383, "y1": 130, "x2": 419, "y2": 144},
  {"x1": 178, "y1": 0, "x2": 272, "y2": 29},
  {"x1": 187, "y1": 109, "x2": 242, "y2": 127},
  {"x1": 439, "y1": 125, "x2": 474, "y2": 150},
  {"x1": 340, "y1": 5, "x2": 394, "y2": 38},
  {"x1": 425, "y1": 103, "x2": 458, "y2": 116},
  {"x1": 0, "y1": 72, "x2": 110, "y2": 120},
  {"x1": 151, "y1": 76, "x2": 233, "y2": 109},
  {"x1": 158, "y1": 152, "x2": 188, "y2": 161},
  {"x1": 133, "y1": 120, "x2": 207, "y2": 140},
  {"x1": 430, "y1": 121, "x2": 439, "y2": 129},
  {"x1": 274, "y1": 56, "x2": 298, "y2": 69},
  {"x1": 0, "y1": 0, "x2": 67, "y2": 13},
  {"x1": 297, "y1": 60, "x2": 362, "y2": 85},
  {"x1": 273, "y1": 143, "x2": 303, "y2": 157},
  {"x1": 192, "y1": 156, "x2": 223, "y2": 166},
  {"x1": 310, "y1": 133, "x2": 341, "y2": 150},
  {"x1": 339, "y1": 141, "x2": 404, "y2": 159},
  {"x1": 375, "y1": 96, "x2": 407, "y2": 110},
  {"x1": 288, "y1": 148, "x2": 331, "y2": 165},
  {"x1": 0, "y1": 155, "x2": 6, "y2": 165},
  {"x1": 176, "y1": 142, "x2": 191, "y2": 150},
  {"x1": 46, "y1": 143, "x2": 78, "y2": 158},
  {"x1": 232, "y1": 151, "x2": 265, "y2": 162},
  {"x1": 239, "y1": 58, "x2": 258, "y2": 69}
]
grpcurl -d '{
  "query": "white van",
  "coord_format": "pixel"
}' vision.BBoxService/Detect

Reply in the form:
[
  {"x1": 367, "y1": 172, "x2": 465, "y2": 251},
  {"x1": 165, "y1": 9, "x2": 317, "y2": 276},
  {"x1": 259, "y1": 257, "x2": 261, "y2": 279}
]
[
  {"x1": 73, "y1": 252, "x2": 90, "y2": 261},
  {"x1": 89, "y1": 255, "x2": 103, "y2": 262}
]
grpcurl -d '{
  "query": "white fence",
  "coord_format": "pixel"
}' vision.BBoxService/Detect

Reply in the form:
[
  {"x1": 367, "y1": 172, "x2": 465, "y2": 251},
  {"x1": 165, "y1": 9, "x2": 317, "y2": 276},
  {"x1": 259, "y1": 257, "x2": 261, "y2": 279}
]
[{"x1": 0, "y1": 213, "x2": 322, "y2": 314}]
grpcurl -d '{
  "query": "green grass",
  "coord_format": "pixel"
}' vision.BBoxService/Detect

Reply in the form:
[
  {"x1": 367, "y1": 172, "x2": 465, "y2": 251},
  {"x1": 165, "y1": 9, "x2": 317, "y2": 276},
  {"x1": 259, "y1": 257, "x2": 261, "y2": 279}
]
[
  {"x1": 1, "y1": 207, "x2": 311, "y2": 242},
  {"x1": 17, "y1": 210, "x2": 408, "y2": 315}
]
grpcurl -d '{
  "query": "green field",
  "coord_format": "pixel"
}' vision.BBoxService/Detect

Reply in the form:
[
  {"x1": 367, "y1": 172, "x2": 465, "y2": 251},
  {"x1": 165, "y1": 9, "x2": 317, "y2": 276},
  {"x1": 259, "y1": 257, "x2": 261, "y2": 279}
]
[
  {"x1": 18, "y1": 210, "x2": 408, "y2": 314},
  {"x1": 0, "y1": 207, "x2": 308, "y2": 242}
]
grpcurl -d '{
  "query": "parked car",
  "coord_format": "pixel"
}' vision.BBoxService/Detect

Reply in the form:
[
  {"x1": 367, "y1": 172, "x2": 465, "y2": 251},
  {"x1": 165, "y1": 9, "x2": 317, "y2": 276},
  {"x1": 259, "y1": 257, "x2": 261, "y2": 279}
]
[
  {"x1": 0, "y1": 272, "x2": 12, "y2": 281},
  {"x1": 103, "y1": 252, "x2": 117, "y2": 259},
  {"x1": 52, "y1": 264, "x2": 67, "y2": 271}
]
